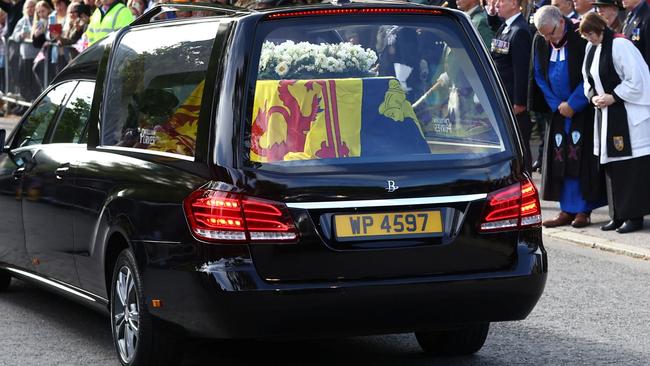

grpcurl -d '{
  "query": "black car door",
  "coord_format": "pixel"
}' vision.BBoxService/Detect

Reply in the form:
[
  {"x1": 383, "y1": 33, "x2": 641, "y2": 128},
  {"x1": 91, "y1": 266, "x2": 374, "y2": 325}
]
[
  {"x1": 0, "y1": 138, "x2": 31, "y2": 269},
  {"x1": 17, "y1": 81, "x2": 82, "y2": 285}
]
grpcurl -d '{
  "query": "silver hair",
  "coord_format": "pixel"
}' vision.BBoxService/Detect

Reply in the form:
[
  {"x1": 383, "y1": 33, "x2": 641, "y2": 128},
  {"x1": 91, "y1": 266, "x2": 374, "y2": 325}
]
[{"x1": 534, "y1": 5, "x2": 563, "y2": 31}]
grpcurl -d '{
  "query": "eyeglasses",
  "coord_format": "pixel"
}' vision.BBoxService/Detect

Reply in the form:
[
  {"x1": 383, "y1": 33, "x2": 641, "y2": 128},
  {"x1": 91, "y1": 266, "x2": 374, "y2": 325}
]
[{"x1": 538, "y1": 24, "x2": 557, "y2": 39}]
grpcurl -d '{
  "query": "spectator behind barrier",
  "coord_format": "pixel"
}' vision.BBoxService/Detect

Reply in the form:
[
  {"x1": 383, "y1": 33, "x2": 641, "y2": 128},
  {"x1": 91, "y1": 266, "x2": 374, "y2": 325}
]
[
  {"x1": 127, "y1": 0, "x2": 145, "y2": 17},
  {"x1": 57, "y1": 1, "x2": 88, "y2": 60},
  {"x1": 30, "y1": 0, "x2": 52, "y2": 91},
  {"x1": 1, "y1": 0, "x2": 27, "y2": 38},
  {"x1": 10, "y1": 0, "x2": 39, "y2": 101}
]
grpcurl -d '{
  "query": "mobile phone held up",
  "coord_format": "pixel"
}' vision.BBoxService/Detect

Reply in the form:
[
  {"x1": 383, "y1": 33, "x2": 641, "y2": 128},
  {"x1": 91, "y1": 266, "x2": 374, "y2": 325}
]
[{"x1": 49, "y1": 23, "x2": 62, "y2": 34}]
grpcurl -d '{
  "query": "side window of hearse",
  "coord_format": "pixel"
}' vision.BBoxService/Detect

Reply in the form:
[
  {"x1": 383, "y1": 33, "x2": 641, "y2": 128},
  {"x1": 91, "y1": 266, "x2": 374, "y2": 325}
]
[
  {"x1": 51, "y1": 81, "x2": 95, "y2": 144},
  {"x1": 14, "y1": 82, "x2": 77, "y2": 148},
  {"x1": 101, "y1": 23, "x2": 217, "y2": 157}
]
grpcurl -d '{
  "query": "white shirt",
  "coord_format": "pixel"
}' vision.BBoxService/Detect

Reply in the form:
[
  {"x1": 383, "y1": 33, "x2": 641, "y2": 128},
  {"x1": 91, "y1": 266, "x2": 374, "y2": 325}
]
[
  {"x1": 583, "y1": 38, "x2": 650, "y2": 163},
  {"x1": 578, "y1": 8, "x2": 595, "y2": 20},
  {"x1": 503, "y1": 12, "x2": 522, "y2": 34}
]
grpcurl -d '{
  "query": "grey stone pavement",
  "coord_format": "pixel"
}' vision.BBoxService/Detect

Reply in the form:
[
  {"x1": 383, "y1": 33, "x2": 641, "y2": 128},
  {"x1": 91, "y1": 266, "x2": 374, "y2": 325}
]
[
  {"x1": 1, "y1": 114, "x2": 649, "y2": 260},
  {"x1": 0, "y1": 114, "x2": 19, "y2": 133},
  {"x1": 533, "y1": 172, "x2": 650, "y2": 260}
]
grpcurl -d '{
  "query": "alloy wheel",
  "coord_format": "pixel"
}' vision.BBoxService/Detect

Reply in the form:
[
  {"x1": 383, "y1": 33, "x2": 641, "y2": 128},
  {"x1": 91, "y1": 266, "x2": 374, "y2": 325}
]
[{"x1": 113, "y1": 266, "x2": 140, "y2": 364}]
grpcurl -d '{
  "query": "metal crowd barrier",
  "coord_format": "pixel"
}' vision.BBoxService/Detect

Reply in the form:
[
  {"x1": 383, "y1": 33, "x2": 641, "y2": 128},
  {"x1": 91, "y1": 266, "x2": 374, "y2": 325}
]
[{"x1": 1, "y1": 36, "x2": 64, "y2": 109}]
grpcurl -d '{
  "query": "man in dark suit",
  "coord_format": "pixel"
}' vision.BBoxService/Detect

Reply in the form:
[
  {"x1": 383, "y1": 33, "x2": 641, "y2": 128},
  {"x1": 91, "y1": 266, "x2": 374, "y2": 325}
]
[
  {"x1": 487, "y1": 0, "x2": 534, "y2": 169},
  {"x1": 622, "y1": 0, "x2": 650, "y2": 67}
]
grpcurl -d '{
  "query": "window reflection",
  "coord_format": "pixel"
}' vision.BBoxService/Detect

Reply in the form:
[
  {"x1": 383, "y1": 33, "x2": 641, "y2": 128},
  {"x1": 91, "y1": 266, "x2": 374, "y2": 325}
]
[
  {"x1": 101, "y1": 23, "x2": 217, "y2": 158},
  {"x1": 15, "y1": 82, "x2": 77, "y2": 148},
  {"x1": 51, "y1": 81, "x2": 94, "y2": 144}
]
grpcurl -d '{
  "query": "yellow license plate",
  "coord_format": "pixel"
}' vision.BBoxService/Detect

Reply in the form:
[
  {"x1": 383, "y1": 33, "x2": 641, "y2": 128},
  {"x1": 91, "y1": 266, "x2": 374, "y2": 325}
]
[{"x1": 334, "y1": 210, "x2": 443, "y2": 240}]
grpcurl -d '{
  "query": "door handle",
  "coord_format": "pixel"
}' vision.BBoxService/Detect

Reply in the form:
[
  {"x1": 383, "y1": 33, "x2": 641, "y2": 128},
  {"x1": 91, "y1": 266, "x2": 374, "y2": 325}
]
[
  {"x1": 55, "y1": 163, "x2": 71, "y2": 180},
  {"x1": 13, "y1": 167, "x2": 25, "y2": 180}
]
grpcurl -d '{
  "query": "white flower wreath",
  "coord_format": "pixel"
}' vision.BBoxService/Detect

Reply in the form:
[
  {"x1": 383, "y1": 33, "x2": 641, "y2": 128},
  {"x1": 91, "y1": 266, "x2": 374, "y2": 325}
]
[{"x1": 258, "y1": 40, "x2": 378, "y2": 79}]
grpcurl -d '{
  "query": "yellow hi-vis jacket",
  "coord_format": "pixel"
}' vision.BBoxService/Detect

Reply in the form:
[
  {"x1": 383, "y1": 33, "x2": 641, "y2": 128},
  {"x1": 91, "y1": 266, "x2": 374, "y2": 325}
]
[{"x1": 84, "y1": 3, "x2": 134, "y2": 46}]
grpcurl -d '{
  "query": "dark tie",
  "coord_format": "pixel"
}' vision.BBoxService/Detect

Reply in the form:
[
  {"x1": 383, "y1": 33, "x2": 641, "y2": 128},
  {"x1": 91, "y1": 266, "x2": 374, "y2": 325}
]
[
  {"x1": 496, "y1": 22, "x2": 507, "y2": 37},
  {"x1": 624, "y1": 12, "x2": 635, "y2": 35}
]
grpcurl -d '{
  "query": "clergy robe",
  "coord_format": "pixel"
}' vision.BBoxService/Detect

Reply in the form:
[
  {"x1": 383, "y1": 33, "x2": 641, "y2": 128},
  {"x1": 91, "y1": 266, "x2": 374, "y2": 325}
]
[
  {"x1": 583, "y1": 32, "x2": 650, "y2": 219},
  {"x1": 531, "y1": 19, "x2": 604, "y2": 209},
  {"x1": 583, "y1": 36, "x2": 650, "y2": 164}
]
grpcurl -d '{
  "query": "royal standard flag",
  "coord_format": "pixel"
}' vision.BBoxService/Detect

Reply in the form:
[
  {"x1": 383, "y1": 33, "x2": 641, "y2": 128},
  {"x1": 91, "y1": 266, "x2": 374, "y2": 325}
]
[
  {"x1": 148, "y1": 80, "x2": 204, "y2": 157},
  {"x1": 250, "y1": 77, "x2": 429, "y2": 163}
]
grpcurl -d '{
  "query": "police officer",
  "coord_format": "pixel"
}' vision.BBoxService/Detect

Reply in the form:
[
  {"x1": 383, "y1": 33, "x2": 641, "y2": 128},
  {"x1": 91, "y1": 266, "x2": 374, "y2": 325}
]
[
  {"x1": 622, "y1": 0, "x2": 650, "y2": 67},
  {"x1": 83, "y1": 0, "x2": 133, "y2": 47},
  {"x1": 487, "y1": 0, "x2": 534, "y2": 169}
]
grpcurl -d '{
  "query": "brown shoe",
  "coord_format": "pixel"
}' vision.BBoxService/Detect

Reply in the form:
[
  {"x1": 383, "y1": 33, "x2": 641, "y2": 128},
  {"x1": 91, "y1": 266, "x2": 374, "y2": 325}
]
[
  {"x1": 542, "y1": 212, "x2": 575, "y2": 228},
  {"x1": 571, "y1": 213, "x2": 591, "y2": 228}
]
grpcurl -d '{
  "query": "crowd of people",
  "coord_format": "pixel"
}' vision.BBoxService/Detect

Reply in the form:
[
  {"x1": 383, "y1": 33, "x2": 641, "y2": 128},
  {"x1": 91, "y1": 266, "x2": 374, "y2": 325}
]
[
  {"x1": 0, "y1": 0, "x2": 335, "y2": 110},
  {"x1": 479, "y1": 0, "x2": 650, "y2": 234},
  {"x1": 2, "y1": 0, "x2": 650, "y2": 232}
]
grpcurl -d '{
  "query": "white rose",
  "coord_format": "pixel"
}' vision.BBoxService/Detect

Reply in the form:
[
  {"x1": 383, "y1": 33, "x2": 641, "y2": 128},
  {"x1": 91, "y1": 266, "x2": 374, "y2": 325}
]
[{"x1": 275, "y1": 61, "x2": 290, "y2": 77}]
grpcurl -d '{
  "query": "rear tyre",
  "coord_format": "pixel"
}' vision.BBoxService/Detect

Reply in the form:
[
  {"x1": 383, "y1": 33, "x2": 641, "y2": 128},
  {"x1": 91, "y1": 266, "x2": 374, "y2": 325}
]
[
  {"x1": 110, "y1": 249, "x2": 183, "y2": 366},
  {"x1": 415, "y1": 323, "x2": 490, "y2": 356},
  {"x1": 0, "y1": 269, "x2": 10, "y2": 292}
]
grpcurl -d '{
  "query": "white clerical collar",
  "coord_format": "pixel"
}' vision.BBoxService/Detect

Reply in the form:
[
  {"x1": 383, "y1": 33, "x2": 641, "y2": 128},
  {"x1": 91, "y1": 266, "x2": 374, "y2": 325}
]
[
  {"x1": 567, "y1": 10, "x2": 576, "y2": 18},
  {"x1": 550, "y1": 47, "x2": 566, "y2": 62}
]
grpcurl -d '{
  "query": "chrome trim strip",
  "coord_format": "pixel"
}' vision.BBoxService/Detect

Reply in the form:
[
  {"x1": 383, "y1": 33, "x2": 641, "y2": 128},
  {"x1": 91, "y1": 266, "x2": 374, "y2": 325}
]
[
  {"x1": 427, "y1": 140, "x2": 503, "y2": 149},
  {"x1": 96, "y1": 146, "x2": 196, "y2": 162},
  {"x1": 286, "y1": 193, "x2": 488, "y2": 209},
  {"x1": 5, "y1": 267, "x2": 106, "y2": 303}
]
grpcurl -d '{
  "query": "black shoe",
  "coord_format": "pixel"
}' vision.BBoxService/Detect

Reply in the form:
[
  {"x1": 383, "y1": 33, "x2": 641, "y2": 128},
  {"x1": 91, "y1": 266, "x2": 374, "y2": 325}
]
[
  {"x1": 531, "y1": 159, "x2": 542, "y2": 172},
  {"x1": 616, "y1": 218, "x2": 644, "y2": 234},
  {"x1": 601, "y1": 219, "x2": 623, "y2": 231}
]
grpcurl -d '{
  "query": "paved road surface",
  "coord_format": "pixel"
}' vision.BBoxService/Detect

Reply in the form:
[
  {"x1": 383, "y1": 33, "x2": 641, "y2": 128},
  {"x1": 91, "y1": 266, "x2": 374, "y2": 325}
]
[{"x1": 1, "y1": 237, "x2": 649, "y2": 366}]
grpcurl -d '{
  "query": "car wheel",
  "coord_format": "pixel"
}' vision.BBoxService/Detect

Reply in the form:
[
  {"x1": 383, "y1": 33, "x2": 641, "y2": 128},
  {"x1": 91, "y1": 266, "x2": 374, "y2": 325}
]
[
  {"x1": 110, "y1": 249, "x2": 182, "y2": 366},
  {"x1": 0, "y1": 269, "x2": 10, "y2": 292},
  {"x1": 415, "y1": 323, "x2": 489, "y2": 356}
]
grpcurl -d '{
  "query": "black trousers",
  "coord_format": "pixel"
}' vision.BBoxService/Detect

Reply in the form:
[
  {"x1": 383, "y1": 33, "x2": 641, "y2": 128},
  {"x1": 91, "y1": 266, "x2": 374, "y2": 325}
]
[
  {"x1": 6, "y1": 40, "x2": 21, "y2": 95},
  {"x1": 604, "y1": 154, "x2": 650, "y2": 220},
  {"x1": 18, "y1": 57, "x2": 39, "y2": 102}
]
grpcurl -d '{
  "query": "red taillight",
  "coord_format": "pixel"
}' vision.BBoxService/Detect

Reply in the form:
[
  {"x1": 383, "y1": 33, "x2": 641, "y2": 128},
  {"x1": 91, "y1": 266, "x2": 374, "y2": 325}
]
[
  {"x1": 479, "y1": 179, "x2": 542, "y2": 232},
  {"x1": 184, "y1": 189, "x2": 298, "y2": 243},
  {"x1": 266, "y1": 8, "x2": 443, "y2": 19}
]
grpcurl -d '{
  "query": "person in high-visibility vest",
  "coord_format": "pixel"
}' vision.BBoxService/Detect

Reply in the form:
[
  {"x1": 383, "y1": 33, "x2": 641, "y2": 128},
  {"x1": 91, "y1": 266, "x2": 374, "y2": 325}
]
[{"x1": 83, "y1": 0, "x2": 133, "y2": 47}]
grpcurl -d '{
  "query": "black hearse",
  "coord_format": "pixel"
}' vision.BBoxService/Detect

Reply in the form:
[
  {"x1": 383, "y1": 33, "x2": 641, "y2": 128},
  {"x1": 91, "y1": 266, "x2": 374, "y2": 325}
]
[{"x1": 0, "y1": 2, "x2": 547, "y2": 365}]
